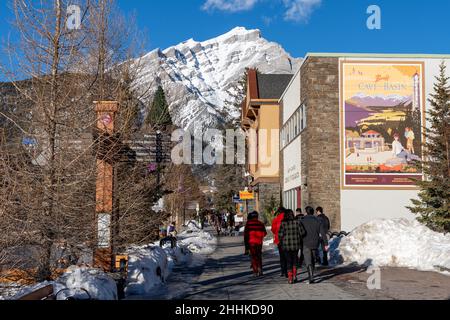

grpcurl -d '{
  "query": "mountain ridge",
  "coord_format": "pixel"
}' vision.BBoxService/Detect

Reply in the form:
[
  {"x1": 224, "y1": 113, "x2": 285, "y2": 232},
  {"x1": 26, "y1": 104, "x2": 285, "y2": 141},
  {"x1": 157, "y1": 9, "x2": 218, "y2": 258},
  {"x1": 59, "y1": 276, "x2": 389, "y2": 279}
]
[{"x1": 132, "y1": 27, "x2": 301, "y2": 131}]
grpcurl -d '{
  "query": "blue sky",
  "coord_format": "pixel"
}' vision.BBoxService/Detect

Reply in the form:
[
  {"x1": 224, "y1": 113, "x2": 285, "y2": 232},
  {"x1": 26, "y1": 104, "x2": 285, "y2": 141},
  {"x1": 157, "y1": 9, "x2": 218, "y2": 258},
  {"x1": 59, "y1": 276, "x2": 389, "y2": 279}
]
[
  {"x1": 1, "y1": 0, "x2": 449, "y2": 76},
  {"x1": 113, "y1": 0, "x2": 450, "y2": 57}
]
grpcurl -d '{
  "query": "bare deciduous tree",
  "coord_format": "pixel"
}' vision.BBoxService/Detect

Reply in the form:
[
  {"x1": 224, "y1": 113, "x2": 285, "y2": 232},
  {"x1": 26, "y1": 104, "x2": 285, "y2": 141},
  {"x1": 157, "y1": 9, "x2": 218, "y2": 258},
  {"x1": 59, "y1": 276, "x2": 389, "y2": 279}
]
[{"x1": 0, "y1": 0, "x2": 174, "y2": 282}]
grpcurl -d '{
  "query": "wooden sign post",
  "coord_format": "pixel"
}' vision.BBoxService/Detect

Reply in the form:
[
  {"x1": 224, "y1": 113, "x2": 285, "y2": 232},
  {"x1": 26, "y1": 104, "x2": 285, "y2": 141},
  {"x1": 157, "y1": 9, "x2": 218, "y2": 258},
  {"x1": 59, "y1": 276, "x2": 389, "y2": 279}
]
[{"x1": 94, "y1": 101, "x2": 118, "y2": 271}]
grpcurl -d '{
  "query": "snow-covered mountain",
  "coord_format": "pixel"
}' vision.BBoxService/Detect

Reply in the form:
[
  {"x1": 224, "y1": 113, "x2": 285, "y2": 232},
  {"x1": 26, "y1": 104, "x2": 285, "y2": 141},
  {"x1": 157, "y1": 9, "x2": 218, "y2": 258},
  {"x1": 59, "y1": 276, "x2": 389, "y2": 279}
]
[
  {"x1": 132, "y1": 27, "x2": 301, "y2": 131},
  {"x1": 348, "y1": 93, "x2": 412, "y2": 108}
]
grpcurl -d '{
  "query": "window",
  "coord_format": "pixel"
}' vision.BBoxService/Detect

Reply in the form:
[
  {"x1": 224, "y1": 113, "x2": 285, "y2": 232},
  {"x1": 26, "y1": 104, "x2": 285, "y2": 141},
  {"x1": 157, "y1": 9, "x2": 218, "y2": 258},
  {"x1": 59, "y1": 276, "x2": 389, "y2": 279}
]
[
  {"x1": 302, "y1": 104, "x2": 307, "y2": 130},
  {"x1": 283, "y1": 189, "x2": 298, "y2": 211},
  {"x1": 299, "y1": 107, "x2": 304, "y2": 131},
  {"x1": 294, "y1": 113, "x2": 298, "y2": 136},
  {"x1": 281, "y1": 103, "x2": 306, "y2": 149}
]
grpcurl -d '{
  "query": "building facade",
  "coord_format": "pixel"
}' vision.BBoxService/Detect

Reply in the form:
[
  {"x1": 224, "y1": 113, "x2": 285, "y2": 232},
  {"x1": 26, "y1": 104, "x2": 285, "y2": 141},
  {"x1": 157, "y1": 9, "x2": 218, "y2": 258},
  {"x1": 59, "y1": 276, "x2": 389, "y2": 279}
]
[
  {"x1": 279, "y1": 53, "x2": 450, "y2": 232},
  {"x1": 241, "y1": 69, "x2": 293, "y2": 213}
]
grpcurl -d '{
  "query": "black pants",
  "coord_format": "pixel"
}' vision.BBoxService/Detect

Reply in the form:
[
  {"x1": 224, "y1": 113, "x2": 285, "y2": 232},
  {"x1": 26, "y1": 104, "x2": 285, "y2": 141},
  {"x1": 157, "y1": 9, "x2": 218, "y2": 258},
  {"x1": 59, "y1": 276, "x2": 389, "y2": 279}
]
[
  {"x1": 319, "y1": 239, "x2": 328, "y2": 265},
  {"x1": 303, "y1": 247, "x2": 317, "y2": 269},
  {"x1": 297, "y1": 248, "x2": 304, "y2": 267},
  {"x1": 283, "y1": 250, "x2": 298, "y2": 272},
  {"x1": 278, "y1": 245, "x2": 287, "y2": 275}
]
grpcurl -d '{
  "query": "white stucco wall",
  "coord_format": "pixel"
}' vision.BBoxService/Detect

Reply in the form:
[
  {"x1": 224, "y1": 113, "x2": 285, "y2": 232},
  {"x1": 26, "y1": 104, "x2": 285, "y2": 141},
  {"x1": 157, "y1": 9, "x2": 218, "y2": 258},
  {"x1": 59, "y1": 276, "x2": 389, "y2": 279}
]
[
  {"x1": 283, "y1": 136, "x2": 302, "y2": 191},
  {"x1": 282, "y1": 69, "x2": 301, "y2": 124},
  {"x1": 341, "y1": 190, "x2": 419, "y2": 231}
]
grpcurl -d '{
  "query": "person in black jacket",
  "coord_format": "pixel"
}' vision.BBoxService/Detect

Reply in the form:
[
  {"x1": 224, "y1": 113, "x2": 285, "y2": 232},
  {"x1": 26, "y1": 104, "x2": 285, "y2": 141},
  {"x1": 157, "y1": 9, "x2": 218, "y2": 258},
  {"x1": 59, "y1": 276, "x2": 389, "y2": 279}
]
[
  {"x1": 316, "y1": 206, "x2": 331, "y2": 266},
  {"x1": 295, "y1": 208, "x2": 304, "y2": 218},
  {"x1": 294, "y1": 208, "x2": 304, "y2": 269},
  {"x1": 300, "y1": 206, "x2": 329, "y2": 284}
]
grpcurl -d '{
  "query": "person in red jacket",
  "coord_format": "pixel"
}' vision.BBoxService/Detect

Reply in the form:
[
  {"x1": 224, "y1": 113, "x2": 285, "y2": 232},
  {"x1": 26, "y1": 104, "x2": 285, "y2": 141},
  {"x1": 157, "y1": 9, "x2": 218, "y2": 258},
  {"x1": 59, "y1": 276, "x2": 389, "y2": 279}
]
[
  {"x1": 244, "y1": 211, "x2": 267, "y2": 277},
  {"x1": 271, "y1": 207, "x2": 287, "y2": 277}
]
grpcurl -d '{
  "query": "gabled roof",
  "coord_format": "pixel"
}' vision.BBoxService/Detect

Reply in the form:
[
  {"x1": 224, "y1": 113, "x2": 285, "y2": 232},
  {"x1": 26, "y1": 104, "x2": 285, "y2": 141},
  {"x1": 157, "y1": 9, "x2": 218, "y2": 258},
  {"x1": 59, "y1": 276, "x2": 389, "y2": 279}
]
[{"x1": 256, "y1": 74, "x2": 293, "y2": 99}]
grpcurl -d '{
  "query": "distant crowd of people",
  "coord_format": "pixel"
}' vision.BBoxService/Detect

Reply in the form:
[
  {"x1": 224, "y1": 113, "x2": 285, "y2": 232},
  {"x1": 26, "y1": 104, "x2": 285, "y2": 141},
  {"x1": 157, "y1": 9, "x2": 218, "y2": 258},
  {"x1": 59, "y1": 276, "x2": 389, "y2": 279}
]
[
  {"x1": 244, "y1": 206, "x2": 330, "y2": 284},
  {"x1": 210, "y1": 211, "x2": 243, "y2": 237}
]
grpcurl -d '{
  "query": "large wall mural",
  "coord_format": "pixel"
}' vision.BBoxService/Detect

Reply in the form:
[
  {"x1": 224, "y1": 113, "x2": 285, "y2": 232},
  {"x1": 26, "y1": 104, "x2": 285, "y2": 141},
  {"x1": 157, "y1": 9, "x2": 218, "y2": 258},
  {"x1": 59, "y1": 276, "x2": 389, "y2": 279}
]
[{"x1": 340, "y1": 61, "x2": 425, "y2": 188}]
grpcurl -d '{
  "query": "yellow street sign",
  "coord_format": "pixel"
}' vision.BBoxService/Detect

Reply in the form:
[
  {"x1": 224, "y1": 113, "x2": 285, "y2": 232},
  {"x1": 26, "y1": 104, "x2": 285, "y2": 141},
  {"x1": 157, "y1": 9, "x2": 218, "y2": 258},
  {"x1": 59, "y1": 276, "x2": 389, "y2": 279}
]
[{"x1": 239, "y1": 190, "x2": 254, "y2": 200}]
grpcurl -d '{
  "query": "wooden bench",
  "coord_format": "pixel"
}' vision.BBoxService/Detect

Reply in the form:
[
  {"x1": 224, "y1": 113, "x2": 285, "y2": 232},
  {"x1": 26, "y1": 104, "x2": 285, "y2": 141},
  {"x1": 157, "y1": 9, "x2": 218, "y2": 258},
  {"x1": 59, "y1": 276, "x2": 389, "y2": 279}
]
[{"x1": 18, "y1": 285, "x2": 55, "y2": 300}]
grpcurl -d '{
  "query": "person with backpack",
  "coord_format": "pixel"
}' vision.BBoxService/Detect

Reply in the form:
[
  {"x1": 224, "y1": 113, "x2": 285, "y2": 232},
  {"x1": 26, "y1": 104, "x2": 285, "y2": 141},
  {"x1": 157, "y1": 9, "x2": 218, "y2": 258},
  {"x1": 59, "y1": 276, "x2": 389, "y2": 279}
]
[
  {"x1": 271, "y1": 207, "x2": 287, "y2": 277},
  {"x1": 316, "y1": 206, "x2": 331, "y2": 266},
  {"x1": 300, "y1": 206, "x2": 329, "y2": 284},
  {"x1": 244, "y1": 211, "x2": 267, "y2": 277},
  {"x1": 278, "y1": 209, "x2": 306, "y2": 284}
]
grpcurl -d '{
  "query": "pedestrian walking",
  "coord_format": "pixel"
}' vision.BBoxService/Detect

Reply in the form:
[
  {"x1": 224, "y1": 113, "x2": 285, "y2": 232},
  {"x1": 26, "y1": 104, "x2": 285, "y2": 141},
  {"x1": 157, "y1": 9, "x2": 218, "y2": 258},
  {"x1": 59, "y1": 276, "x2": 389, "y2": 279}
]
[
  {"x1": 271, "y1": 207, "x2": 288, "y2": 277},
  {"x1": 316, "y1": 206, "x2": 331, "y2": 266},
  {"x1": 216, "y1": 213, "x2": 223, "y2": 236},
  {"x1": 295, "y1": 208, "x2": 304, "y2": 218},
  {"x1": 300, "y1": 206, "x2": 329, "y2": 284},
  {"x1": 294, "y1": 208, "x2": 304, "y2": 268},
  {"x1": 278, "y1": 209, "x2": 306, "y2": 284},
  {"x1": 244, "y1": 211, "x2": 267, "y2": 277},
  {"x1": 168, "y1": 221, "x2": 177, "y2": 237}
]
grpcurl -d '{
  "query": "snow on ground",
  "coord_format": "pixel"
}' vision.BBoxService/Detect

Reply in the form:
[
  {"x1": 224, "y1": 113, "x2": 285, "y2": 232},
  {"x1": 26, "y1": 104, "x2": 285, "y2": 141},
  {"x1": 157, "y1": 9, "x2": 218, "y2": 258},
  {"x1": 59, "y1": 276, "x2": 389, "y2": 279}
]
[
  {"x1": 125, "y1": 245, "x2": 171, "y2": 296},
  {"x1": 124, "y1": 221, "x2": 217, "y2": 296},
  {"x1": 0, "y1": 281, "x2": 53, "y2": 301},
  {"x1": 2, "y1": 223, "x2": 217, "y2": 300},
  {"x1": 330, "y1": 218, "x2": 450, "y2": 274},
  {"x1": 1, "y1": 267, "x2": 117, "y2": 300},
  {"x1": 178, "y1": 222, "x2": 217, "y2": 255},
  {"x1": 54, "y1": 266, "x2": 117, "y2": 300},
  {"x1": 263, "y1": 238, "x2": 274, "y2": 247}
]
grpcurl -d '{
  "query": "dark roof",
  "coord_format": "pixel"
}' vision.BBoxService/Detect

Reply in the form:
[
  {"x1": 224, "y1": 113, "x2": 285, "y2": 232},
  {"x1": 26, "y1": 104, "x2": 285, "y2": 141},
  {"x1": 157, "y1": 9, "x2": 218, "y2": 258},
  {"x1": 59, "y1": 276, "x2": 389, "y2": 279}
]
[{"x1": 256, "y1": 74, "x2": 293, "y2": 99}]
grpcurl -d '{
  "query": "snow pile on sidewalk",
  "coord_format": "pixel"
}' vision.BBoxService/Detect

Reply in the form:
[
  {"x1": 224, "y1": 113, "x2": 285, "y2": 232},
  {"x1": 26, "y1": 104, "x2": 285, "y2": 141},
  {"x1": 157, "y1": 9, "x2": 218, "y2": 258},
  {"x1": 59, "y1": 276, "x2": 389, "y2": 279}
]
[
  {"x1": 54, "y1": 266, "x2": 118, "y2": 300},
  {"x1": 1, "y1": 281, "x2": 53, "y2": 301},
  {"x1": 125, "y1": 245, "x2": 171, "y2": 296},
  {"x1": 125, "y1": 222, "x2": 216, "y2": 296},
  {"x1": 263, "y1": 238, "x2": 274, "y2": 247},
  {"x1": 163, "y1": 245, "x2": 192, "y2": 268},
  {"x1": 330, "y1": 218, "x2": 450, "y2": 273},
  {"x1": 178, "y1": 221, "x2": 217, "y2": 255},
  {"x1": 2, "y1": 266, "x2": 118, "y2": 300}
]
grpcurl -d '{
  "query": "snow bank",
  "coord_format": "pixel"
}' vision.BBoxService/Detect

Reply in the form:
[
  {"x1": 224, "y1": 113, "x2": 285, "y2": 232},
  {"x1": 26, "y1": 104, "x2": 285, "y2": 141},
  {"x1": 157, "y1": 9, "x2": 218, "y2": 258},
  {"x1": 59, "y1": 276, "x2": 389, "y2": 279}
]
[
  {"x1": 263, "y1": 238, "x2": 274, "y2": 247},
  {"x1": 54, "y1": 266, "x2": 117, "y2": 300},
  {"x1": 2, "y1": 266, "x2": 117, "y2": 300},
  {"x1": 330, "y1": 218, "x2": 450, "y2": 273},
  {"x1": 125, "y1": 245, "x2": 170, "y2": 296},
  {"x1": 178, "y1": 229, "x2": 217, "y2": 255},
  {"x1": 185, "y1": 220, "x2": 202, "y2": 232},
  {"x1": 163, "y1": 245, "x2": 192, "y2": 269},
  {"x1": 1, "y1": 281, "x2": 53, "y2": 301},
  {"x1": 125, "y1": 225, "x2": 216, "y2": 296}
]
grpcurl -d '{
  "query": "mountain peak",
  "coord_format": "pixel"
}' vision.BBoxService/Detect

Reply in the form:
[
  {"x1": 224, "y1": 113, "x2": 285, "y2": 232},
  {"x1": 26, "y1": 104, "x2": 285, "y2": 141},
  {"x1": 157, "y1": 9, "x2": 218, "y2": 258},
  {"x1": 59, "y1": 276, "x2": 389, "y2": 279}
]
[
  {"x1": 204, "y1": 27, "x2": 261, "y2": 44},
  {"x1": 134, "y1": 27, "x2": 300, "y2": 130}
]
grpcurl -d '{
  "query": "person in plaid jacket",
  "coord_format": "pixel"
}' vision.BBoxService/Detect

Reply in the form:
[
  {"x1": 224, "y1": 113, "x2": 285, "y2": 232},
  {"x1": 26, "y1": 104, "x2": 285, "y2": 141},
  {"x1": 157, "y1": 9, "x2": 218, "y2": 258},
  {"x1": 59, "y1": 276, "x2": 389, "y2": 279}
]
[{"x1": 278, "y1": 209, "x2": 306, "y2": 284}]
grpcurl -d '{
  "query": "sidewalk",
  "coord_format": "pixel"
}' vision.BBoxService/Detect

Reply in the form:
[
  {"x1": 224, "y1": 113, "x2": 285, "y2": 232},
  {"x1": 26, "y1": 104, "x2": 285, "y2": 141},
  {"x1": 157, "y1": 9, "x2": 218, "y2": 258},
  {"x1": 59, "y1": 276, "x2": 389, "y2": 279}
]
[
  {"x1": 128, "y1": 231, "x2": 450, "y2": 300},
  {"x1": 183, "y1": 235, "x2": 360, "y2": 300}
]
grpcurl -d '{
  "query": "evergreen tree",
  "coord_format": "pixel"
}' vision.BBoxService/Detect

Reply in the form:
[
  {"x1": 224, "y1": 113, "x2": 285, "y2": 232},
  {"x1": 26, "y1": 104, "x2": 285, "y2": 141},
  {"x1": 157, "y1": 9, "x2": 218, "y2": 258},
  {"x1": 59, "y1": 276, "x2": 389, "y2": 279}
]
[
  {"x1": 212, "y1": 164, "x2": 246, "y2": 213},
  {"x1": 145, "y1": 86, "x2": 172, "y2": 127},
  {"x1": 408, "y1": 62, "x2": 450, "y2": 233}
]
